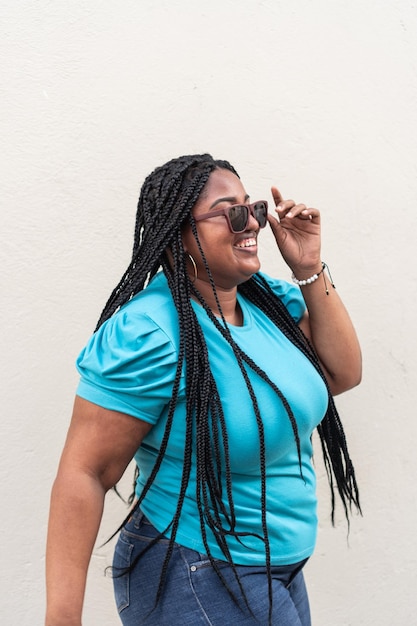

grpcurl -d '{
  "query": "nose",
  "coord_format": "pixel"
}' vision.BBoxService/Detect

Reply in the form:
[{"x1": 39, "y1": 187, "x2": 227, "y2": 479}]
[{"x1": 247, "y1": 211, "x2": 259, "y2": 232}]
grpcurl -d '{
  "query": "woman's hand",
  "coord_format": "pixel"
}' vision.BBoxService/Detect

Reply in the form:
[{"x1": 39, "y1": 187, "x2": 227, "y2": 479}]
[{"x1": 267, "y1": 186, "x2": 322, "y2": 276}]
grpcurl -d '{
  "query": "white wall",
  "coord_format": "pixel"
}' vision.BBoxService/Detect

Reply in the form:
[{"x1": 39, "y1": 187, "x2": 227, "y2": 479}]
[{"x1": 2, "y1": 1, "x2": 416, "y2": 624}]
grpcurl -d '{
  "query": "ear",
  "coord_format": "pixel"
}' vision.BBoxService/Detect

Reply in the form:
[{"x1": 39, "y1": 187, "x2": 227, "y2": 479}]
[
  {"x1": 181, "y1": 222, "x2": 193, "y2": 254},
  {"x1": 164, "y1": 247, "x2": 174, "y2": 267}
]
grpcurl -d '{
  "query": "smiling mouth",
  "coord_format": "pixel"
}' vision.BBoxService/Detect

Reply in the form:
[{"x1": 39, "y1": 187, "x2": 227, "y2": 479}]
[{"x1": 234, "y1": 237, "x2": 257, "y2": 249}]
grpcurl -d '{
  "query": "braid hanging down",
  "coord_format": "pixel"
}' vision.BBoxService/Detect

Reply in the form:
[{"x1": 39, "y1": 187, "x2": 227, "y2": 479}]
[{"x1": 99, "y1": 154, "x2": 361, "y2": 622}]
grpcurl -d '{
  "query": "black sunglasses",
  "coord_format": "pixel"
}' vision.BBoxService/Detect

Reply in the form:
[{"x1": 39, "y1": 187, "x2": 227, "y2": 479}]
[{"x1": 194, "y1": 201, "x2": 268, "y2": 233}]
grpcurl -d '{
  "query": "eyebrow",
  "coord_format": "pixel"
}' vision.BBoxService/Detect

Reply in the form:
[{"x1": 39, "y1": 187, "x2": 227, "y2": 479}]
[{"x1": 209, "y1": 194, "x2": 250, "y2": 210}]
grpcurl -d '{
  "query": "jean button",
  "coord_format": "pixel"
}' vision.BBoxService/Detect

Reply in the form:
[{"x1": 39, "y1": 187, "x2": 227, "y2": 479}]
[{"x1": 190, "y1": 565, "x2": 197, "y2": 572}]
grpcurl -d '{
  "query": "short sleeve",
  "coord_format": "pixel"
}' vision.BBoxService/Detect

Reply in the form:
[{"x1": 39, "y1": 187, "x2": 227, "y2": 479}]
[
  {"x1": 75, "y1": 310, "x2": 181, "y2": 424},
  {"x1": 258, "y1": 273, "x2": 306, "y2": 323}
]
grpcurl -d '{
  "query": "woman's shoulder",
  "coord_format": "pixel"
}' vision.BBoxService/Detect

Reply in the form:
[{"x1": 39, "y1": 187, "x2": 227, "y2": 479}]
[
  {"x1": 78, "y1": 273, "x2": 179, "y2": 370},
  {"x1": 257, "y1": 271, "x2": 294, "y2": 292},
  {"x1": 76, "y1": 273, "x2": 182, "y2": 420},
  {"x1": 108, "y1": 272, "x2": 179, "y2": 341},
  {"x1": 123, "y1": 271, "x2": 177, "y2": 319},
  {"x1": 254, "y1": 272, "x2": 306, "y2": 322}
]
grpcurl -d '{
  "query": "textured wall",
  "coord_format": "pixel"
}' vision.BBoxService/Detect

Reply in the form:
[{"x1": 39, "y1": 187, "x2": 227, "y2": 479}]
[{"x1": 2, "y1": 1, "x2": 417, "y2": 624}]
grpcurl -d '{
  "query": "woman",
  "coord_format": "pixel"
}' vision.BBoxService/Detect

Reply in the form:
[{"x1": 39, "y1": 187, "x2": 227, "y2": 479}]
[{"x1": 45, "y1": 154, "x2": 361, "y2": 626}]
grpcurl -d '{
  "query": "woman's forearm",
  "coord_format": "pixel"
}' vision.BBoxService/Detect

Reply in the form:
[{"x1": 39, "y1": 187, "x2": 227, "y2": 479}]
[
  {"x1": 45, "y1": 469, "x2": 106, "y2": 626},
  {"x1": 298, "y1": 271, "x2": 362, "y2": 395},
  {"x1": 45, "y1": 398, "x2": 151, "y2": 625}
]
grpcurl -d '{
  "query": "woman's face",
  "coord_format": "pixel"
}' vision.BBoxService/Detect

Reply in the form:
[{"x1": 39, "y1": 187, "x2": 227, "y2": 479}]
[{"x1": 182, "y1": 168, "x2": 262, "y2": 289}]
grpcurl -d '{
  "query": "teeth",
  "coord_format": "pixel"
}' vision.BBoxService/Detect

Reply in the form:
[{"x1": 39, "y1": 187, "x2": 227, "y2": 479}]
[{"x1": 236, "y1": 238, "x2": 256, "y2": 248}]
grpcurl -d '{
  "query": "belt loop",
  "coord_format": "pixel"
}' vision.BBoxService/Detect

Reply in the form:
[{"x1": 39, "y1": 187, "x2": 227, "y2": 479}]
[{"x1": 133, "y1": 507, "x2": 144, "y2": 529}]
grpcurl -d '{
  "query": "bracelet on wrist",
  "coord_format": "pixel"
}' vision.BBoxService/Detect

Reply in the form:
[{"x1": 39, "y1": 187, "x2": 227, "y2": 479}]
[{"x1": 291, "y1": 262, "x2": 336, "y2": 295}]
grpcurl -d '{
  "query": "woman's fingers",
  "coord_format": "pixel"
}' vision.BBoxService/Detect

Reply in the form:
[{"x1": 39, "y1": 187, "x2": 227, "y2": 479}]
[
  {"x1": 276, "y1": 202, "x2": 320, "y2": 221},
  {"x1": 271, "y1": 186, "x2": 283, "y2": 206},
  {"x1": 270, "y1": 187, "x2": 320, "y2": 223}
]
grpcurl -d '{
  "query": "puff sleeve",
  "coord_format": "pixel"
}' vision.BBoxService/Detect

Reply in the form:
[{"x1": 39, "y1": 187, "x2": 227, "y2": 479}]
[
  {"x1": 258, "y1": 273, "x2": 306, "y2": 323},
  {"x1": 75, "y1": 310, "x2": 181, "y2": 425}
]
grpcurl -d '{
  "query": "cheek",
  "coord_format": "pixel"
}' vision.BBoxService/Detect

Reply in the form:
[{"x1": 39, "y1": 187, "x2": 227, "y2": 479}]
[{"x1": 183, "y1": 223, "x2": 234, "y2": 266}]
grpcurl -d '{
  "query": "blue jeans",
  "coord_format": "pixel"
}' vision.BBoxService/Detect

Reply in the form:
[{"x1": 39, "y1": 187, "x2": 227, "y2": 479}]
[{"x1": 113, "y1": 508, "x2": 311, "y2": 625}]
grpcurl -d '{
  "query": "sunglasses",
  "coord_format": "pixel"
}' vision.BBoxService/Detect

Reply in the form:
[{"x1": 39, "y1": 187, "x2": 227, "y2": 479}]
[{"x1": 194, "y1": 200, "x2": 268, "y2": 234}]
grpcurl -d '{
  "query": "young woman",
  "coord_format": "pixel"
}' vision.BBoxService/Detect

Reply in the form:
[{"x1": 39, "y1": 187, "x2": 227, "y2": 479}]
[{"x1": 45, "y1": 154, "x2": 361, "y2": 626}]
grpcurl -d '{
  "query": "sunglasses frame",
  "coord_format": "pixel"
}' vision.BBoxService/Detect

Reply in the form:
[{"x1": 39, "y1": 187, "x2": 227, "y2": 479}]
[{"x1": 194, "y1": 200, "x2": 268, "y2": 233}]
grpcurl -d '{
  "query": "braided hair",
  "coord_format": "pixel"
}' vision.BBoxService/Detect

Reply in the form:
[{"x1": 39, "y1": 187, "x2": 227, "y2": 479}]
[{"x1": 101, "y1": 154, "x2": 360, "y2": 621}]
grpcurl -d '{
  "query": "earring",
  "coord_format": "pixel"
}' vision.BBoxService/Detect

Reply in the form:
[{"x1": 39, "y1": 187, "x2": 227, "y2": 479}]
[{"x1": 187, "y1": 253, "x2": 198, "y2": 283}]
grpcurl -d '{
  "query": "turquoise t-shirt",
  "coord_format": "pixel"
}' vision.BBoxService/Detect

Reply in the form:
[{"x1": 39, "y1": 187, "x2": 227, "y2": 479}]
[{"x1": 76, "y1": 272, "x2": 328, "y2": 566}]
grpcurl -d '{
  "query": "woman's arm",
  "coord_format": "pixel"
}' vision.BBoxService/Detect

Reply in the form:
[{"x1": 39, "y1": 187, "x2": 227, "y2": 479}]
[
  {"x1": 297, "y1": 277, "x2": 361, "y2": 395},
  {"x1": 45, "y1": 396, "x2": 152, "y2": 626},
  {"x1": 268, "y1": 187, "x2": 362, "y2": 396}
]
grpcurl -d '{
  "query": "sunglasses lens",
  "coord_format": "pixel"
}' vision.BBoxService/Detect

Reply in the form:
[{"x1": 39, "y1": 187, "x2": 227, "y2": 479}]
[
  {"x1": 226, "y1": 202, "x2": 268, "y2": 232},
  {"x1": 254, "y1": 201, "x2": 267, "y2": 228},
  {"x1": 228, "y1": 205, "x2": 249, "y2": 232}
]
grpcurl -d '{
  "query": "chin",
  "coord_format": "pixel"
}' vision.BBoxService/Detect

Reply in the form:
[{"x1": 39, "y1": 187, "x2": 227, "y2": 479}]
[
  {"x1": 238, "y1": 267, "x2": 261, "y2": 284},
  {"x1": 243, "y1": 260, "x2": 261, "y2": 276}
]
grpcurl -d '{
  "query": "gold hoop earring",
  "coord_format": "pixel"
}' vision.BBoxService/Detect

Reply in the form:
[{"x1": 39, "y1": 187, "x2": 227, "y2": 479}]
[{"x1": 187, "y1": 253, "x2": 198, "y2": 283}]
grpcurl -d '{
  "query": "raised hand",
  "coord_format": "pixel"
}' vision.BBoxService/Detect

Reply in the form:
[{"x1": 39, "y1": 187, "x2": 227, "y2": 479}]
[{"x1": 267, "y1": 186, "x2": 322, "y2": 276}]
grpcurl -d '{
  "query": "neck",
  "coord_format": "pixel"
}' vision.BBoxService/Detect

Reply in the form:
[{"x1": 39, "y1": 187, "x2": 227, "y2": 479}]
[{"x1": 192, "y1": 278, "x2": 243, "y2": 326}]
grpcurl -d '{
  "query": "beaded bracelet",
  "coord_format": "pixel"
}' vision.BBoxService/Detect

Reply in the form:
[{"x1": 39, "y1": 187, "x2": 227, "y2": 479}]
[{"x1": 291, "y1": 262, "x2": 335, "y2": 295}]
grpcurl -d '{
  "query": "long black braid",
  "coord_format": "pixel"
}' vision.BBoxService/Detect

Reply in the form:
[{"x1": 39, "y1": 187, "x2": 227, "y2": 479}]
[
  {"x1": 238, "y1": 274, "x2": 361, "y2": 524},
  {"x1": 100, "y1": 154, "x2": 360, "y2": 621}
]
